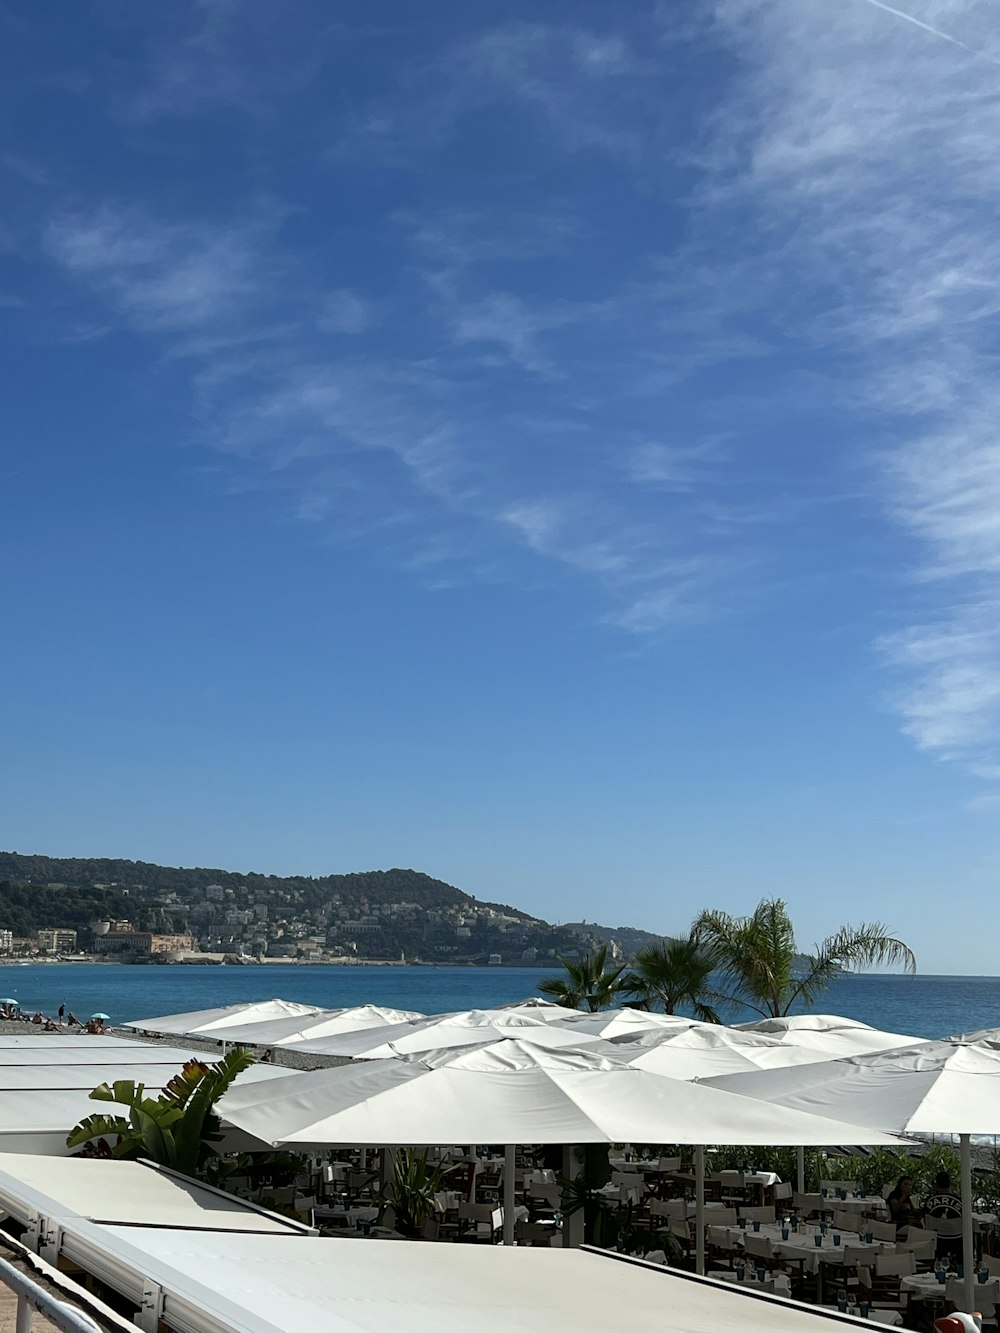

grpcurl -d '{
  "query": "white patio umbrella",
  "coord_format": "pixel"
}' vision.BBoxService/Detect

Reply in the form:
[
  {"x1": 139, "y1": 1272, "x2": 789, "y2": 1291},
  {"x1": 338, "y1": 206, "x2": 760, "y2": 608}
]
[
  {"x1": 608, "y1": 1024, "x2": 841, "y2": 1078},
  {"x1": 288, "y1": 1009, "x2": 614, "y2": 1059},
  {"x1": 547, "y1": 1008, "x2": 707, "y2": 1041},
  {"x1": 734, "y1": 1014, "x2": 930, "y2": 1057},
  {"x1": 495, "y1": 998, "x2": 579, "y2": 1018},
  {"x1": 219, "y1": 1037, "x2": 908, "y2": 1256},
  {"x1": 211, "y1": 1005, "x2": 425, "y2": 1049},
  {"x1": 123, "y1": 998, "x2": 324, "y2": 1038},
  {"x1": 705, "y1": 1040, "x2": 1000, "y2": 1311}
]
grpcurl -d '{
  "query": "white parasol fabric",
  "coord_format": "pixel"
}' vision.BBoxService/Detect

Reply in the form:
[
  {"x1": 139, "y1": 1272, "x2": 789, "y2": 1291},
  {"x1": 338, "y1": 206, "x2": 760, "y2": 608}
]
[
  {"x1": 733, "y1": 1014, "x2": 929, "y2": 1056},
  {"x1": 211, "y1": 1005, "x2": 425, "y2": 1048},
  {"x1": 123, "y1": 999, "x2": 324, "y2": 1037},
  {"x1": 608, "y1": 1024, "x2": 840, "y2": 1078},
  {"x1": 546, "y1": 1008, "x2": 706, "y2": 1041},
  {"x1": 705, "y1": 1040, "x2": 1000, "y2": 1311},
  {"x1": 288, "y1": 1009, "x2": 613, "y2": 1059},
  {"x1": 218, "y1": 1037, "x2": 910, "y2": 1149}
]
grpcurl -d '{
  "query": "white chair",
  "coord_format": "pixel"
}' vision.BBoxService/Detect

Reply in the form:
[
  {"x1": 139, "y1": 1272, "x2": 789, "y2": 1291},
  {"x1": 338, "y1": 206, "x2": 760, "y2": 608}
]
[
  {"x1": 658, "y1": 1156, "x2": 682, "y2": 1172},
  {"x1": 868, "y1": 1219, "x2": 897, "y2": 1242},
  {"x1": 774, "y1": 1182, "x2": 793, "y2": 1204},
  {"x1": 706, "y1": 1226, "x2": 737, "y2": 1270},
  {"x1": 983, "y1": 1255, "x2": 1000, "y2": 1279},
  {"x1": 744, "y1": 1235, "x2": 774, "y2": 1268},
  {"x1": 900, "y1": 1226, "x2": 937, "y2": 1266},
  {"x1": 740, "y1": 1205, "x2": 776, "y2": 1224},
  {"x1": 868, "y1": 1251, "x2": 916, "y2": 1313},
  {"x1": 651, "y1": 1198, "x2": 687, "y2": 1222},
  {"x1": 708, "y1": 1206, "x2": 738, "y2": 1227}
]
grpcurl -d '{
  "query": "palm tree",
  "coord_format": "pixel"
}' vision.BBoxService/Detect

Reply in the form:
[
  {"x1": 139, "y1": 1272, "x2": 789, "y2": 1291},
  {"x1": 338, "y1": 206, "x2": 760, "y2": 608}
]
[
  {"x1": 539, "y1": 944, "x2": 629, "y2": 1011},
  {"x1": 693, "y1": 897, "x2": 916, "y2": 1019},
  {"x1": 624, "y1": 935, "x2": 722, "y2": 1022},
  {"x1": 66, "y1": 1049, "x2": 256, "y2": 1177}
]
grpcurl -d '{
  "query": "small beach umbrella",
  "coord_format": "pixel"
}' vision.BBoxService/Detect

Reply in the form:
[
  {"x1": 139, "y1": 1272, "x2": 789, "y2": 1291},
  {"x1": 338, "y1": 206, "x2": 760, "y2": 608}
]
[
  {"x1": 288, "y1": 1009, "x2": 615, "y2": 1059},
  {"x1": 122, "y1": 998, "x2": 324, "y2": 1038},
  {"x1": 0, "y1": 1000, "x2": 20, "y2": 1008},
  {"x1": 219, "y1": 1037, "x2": 909, "y2": 1254},
  {"x1": 89, "y1": 1013, "x2": 111, "y2": 1021},
  {"x1": 705, "y1": 1040, "x2": 1000, "y2": 1311}
]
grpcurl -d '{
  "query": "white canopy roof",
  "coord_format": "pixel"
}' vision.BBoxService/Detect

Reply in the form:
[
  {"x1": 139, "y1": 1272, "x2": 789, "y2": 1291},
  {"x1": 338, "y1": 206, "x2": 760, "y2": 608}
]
[
  {"x1": 0, "y1": 1154, "x2": 308, "y2": 1234},
  {"x1": 213, "y1": 1005, "x2": 425, "y2": 1048},
  {"x1": 610, "y1": 1025, "x2": 839, "y2": 1078},
  {"x1": 123, "y1": 998, "x2": 323, "y2": 1036},
  {"x1": 0, "y1": 1041, "x2": 292, "y2": 1153},
  {"x1": 734, "y1": 1014, "x2": 929, "y2": 1055},
  {"x1": 704, "y1": 1039, "x2": 1000, "y2": 1135},
  {"x1": 48, "y1": 1225, "x2": 897, "y2": 1333},
  {"x1": 218, "y1": 1037, "x2": 909, "y2": 1148},
  {"x1": 289, "y1": 1009, "x2": 613, "y2": 1059}
]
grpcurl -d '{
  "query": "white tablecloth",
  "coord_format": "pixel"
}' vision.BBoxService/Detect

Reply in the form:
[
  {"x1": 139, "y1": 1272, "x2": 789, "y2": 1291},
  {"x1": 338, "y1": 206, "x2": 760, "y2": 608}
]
[
  {"x1": 725, "y1": 1222, "x2": 894, "y2": 1274},
  {"x1": 902, "y1": 1273, "x2": 1000, "y2": 1304}
]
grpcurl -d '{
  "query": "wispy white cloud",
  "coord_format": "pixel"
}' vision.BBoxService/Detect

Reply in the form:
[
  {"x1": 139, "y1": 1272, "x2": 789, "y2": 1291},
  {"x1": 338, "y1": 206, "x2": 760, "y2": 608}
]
[
  {"x1": 698, "y1": 0, "x2": 1000, "y2": 772},
  {"x1": 121, "y1": 0, "x2": 332, "y2": 122},
  {"x1": 43, "y1": 207, "x2": 273, "y2": 333},
  {"x1": 333, "y1": 19, "x2": 656, "y2": 163}
]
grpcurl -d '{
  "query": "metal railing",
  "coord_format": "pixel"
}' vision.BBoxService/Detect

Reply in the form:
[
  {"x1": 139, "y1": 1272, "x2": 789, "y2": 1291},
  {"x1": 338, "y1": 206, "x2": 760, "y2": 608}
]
[{"x1": 0, "y1": 1253, "x2": 103, "y2": 1333}]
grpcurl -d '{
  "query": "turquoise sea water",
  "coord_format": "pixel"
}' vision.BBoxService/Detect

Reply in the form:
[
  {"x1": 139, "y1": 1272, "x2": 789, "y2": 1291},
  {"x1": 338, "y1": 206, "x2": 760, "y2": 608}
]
[{"x1": 0, "y1": 964, "x2": 997, "y2": 1037}]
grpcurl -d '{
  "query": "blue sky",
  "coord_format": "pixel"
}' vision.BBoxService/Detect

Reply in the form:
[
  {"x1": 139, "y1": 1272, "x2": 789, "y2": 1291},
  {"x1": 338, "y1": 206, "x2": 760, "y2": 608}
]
[{"x1": 3, "y1": 0, "x2": 1000, "y2": 972}]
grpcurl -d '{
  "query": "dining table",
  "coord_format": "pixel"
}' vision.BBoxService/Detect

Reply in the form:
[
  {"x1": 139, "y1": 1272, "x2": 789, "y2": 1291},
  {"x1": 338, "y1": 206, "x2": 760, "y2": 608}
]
[{"x1": 724, "y1": 1221, "x2": 896, "y2": 1301}]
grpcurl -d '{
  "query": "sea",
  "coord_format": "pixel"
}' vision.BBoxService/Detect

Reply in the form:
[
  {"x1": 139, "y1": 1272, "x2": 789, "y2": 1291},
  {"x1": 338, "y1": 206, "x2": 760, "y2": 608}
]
[{"x1": 0, "y1": 964, "x2": 997, "y2": 1037}]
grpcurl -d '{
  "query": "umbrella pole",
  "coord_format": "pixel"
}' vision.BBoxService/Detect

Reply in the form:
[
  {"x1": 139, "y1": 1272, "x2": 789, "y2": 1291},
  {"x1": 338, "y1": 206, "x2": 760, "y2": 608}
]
[
  {"x1": 503, "y1": 1145, "x2": 516, "y2": 1246},
  {"x1": 695, "y1": 1145, "x2": 705, "y2": 1275},
  {"x1": 961, "y1": 1133, "x2": 975, "y2": 1313},
  {"x1": 796, "y1": 1145, "x2": 805, "y2": 1194}
]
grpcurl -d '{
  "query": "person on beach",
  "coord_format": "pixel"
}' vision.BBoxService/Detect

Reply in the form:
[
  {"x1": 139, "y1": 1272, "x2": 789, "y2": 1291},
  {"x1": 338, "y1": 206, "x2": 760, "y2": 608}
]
[
  {"x1": 58, "y1": 1004, "x2": 65, "y2": 1021},
  {"x1": 66, "y1": 1012, "x2": 80, "y2": 1027},
  {"x1": 886, "y1": 1175, "x2": 922, "y2": 1235}
]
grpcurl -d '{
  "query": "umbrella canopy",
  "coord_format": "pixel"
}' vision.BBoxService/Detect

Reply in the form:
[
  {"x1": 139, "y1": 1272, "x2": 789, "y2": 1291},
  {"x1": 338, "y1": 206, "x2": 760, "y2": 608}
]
[
  {"x1": 609, "y1": 1024, "x2": 839, "y2": 1078},
  {"x1": 734, "y1": 1014, "x2": 929, "y2": 1056},
  {"x1": 218, "y1": 1037, "x2": 911, "y2": 1149},
  {"x1": 705, "y1": 1040, "x2": 1000, "y2": 1312},
  {"x1": 289, "y1": 1009, "x2": 614, "y2": 1059},
  {"x1": 123, "y1": 998, "x2": 324, "y2": 1037},
  {"x1": 214, "y1": 1005, "x2": 425, "y2": 1048},
  {"x1": 89, "y1": 1013, "x2": 111, "y2": 1021},
  {"x1": 547, "y1": 1008, "x2": 705, "y2": 1041},
  {"x1": 494, "y1": 998, "x2": 578, "y2": 1018},
  {"x1": 704, "y1": 1040, "x2": 1000, "y2": 1135}
]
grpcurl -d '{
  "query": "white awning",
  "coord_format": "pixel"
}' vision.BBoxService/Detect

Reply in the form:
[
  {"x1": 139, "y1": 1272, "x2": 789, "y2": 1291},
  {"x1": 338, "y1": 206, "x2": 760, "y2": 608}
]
[
  {"x1": 0, "y1": 1154, "x2": 308, "y2": 1234},
  {"x1": 38, "y1": 1225, "x2": 886, "y2": 1333}
]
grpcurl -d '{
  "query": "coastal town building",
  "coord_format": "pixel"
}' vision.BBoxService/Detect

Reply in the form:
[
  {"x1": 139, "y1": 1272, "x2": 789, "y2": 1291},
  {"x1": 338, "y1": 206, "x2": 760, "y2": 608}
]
[
  {"x1": 36, "y1": 927, "x2": 78, "y2": 953},
  {"x1": 92, "y1": 928, "x2": 194, "y2": 958}
]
